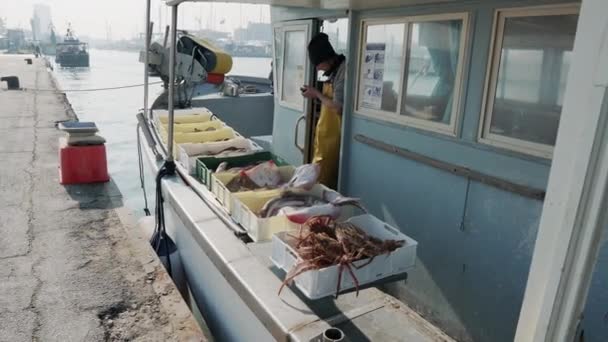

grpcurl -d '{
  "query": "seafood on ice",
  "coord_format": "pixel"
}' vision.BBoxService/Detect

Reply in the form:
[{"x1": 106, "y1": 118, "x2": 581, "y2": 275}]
[
  {"x1": 282, "y1": 163, "x2": 320, "y2": 190},
  {"x1": 258, "y1": 190, "x2": 366, "y2": 223},
  {"x1": 179, "y1": 137, "x2": 256, "y2": 157},
  {"x1": 225, "y1": 160, "x2": 284, "y2": 192},
  {"x1": 221, "y1": 162, "x2": 323, "y2": 193},
  {"x1": 279, "y1": 216, "x2": 405, "y2": 297}
]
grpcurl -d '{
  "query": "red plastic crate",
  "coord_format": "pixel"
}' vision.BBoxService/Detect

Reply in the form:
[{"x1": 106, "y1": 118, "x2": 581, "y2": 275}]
[{"x1": 58, "y1": 138, "x2": 109, "y2": 185}]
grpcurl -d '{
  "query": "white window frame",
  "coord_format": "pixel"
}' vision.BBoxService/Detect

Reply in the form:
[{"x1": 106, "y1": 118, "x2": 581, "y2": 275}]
[
  {"x1": 354, "y1": 12, "x2": 470, "y2": 136},
  {"x1": 478, "y1": 4, "x2": 580, "y2": 159},
  {"x1": 278, "y1": 24, "x2": 310, "y2": 111}
]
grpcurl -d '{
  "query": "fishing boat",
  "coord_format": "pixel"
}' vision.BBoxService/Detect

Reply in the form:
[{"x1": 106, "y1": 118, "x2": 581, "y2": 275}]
[
  {"x1": 55, "y1": 26, "x2": 89, "y2": 67},
  {"x1": 137, "y1": 0, "x2": 608, "y2": 341}
]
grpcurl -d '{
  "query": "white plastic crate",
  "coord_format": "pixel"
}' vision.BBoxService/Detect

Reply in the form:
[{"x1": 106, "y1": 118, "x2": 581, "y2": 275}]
[
  {"x1": 177, "y1": 138, "x2": 263, "y2": 175},
  {"x1": 270, "y1": 214, "x2": 418, "y2": 300},
  {"x1": 232, "y1": 184, "x2": 358, "y2": 242},
  {"x1": 212, "y1": 165, "x2": 295, "y2": 214}
]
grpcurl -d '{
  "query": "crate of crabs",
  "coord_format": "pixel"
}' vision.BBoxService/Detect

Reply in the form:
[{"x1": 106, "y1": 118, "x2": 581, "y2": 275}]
[{"x1": 271, "y1": 214, "x2": 418, "y2": 300}]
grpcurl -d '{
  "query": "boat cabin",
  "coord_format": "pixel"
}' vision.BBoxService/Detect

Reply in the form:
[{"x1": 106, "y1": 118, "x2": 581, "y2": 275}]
[{"x1": 141, "y1": 0, "x2": 608, "y2": 341}]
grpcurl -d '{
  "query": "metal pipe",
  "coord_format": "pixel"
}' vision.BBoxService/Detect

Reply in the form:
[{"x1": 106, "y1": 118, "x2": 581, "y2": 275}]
[
  {"x1": 143, "y1": 0, "x2": 151, "y2": 118},
  {"x1": 167, "y1": 5, "x2": 178, "y2": 162}
]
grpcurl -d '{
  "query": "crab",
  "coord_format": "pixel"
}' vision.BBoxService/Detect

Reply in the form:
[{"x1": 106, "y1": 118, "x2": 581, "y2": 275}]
[{"x1": 278, "y1": 216, "x2": 405, "y2": 298}]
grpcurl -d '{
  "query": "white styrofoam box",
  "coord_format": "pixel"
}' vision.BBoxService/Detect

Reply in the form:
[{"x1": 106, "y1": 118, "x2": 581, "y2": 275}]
[
  {"x1": 177, "y1": 139, "x2": 264, "y2": 175},
  {"x1": 213, "y1": 166, "x2": 295, "y2": 215},
  {"x1": 270, "y1": 214, "x2": 418, "y2": 300},
  {"x1": 178, "y1": 144, "x2": 198, "y2": 174},
  {"x1": 232, "y1": 184, "x2": 360, "y2": 242}
]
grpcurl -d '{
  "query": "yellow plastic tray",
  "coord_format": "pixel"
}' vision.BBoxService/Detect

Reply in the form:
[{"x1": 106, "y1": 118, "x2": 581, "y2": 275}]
[
  {"x1": 212, "y1": 166, "x2": 295, "y2": 214},
  {"x1": 232, "y1": 184, "x2": 346, "y2": 242}
]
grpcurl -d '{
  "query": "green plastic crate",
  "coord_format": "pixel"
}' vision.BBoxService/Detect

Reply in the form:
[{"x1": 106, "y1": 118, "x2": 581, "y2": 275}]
[{"x1": 195, "y1": 151, "x2": 289, "y2": 190}]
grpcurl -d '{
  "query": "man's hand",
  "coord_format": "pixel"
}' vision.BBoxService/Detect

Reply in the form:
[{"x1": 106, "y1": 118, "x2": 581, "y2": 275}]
[{"x1": 301, "y1": 85, "x2": 320, "y2": 99}]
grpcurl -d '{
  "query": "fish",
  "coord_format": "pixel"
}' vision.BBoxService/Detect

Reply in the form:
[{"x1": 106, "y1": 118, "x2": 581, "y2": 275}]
[
  {"x1": 216, "y1": 160, "x2": 266, "y2": 174},
  {"x1": 216, "y1": 161, "x2": 229, "y2": 173},
  {"x1": 283, "y1": 163, "x2": 321, "y2": 190},
  {"x1": 258, "y1": 190, "x2": 366, "y2": 221},
  {"x1": 258, "y1": 192, "x2": 325, "y2": 218},
  {"x1": 193, "y1": 126, "x2": 217, "y2": 132},
  {"x1": 206, "y1": 147, "x2": 247, "y2": 156},
  {"x1": 225, "y1": 173, "x2": 262, "y2": 192}
]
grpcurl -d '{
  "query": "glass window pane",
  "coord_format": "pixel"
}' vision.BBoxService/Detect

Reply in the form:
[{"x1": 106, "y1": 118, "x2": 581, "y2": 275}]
[
  {"x1": 321, "y1": 19, "x2": 349, "y2": 57},
  {"x1": 489, "y1": 14, "x2": 578, "y2": 146},
  {"x1": 359, "y1": 23, "x2": 404, "y2": 112},
  {"x1": 273, "y1": 27, "x2": 283, "y2": 93},
  {"x1": 281, "y1": 30, "x2": 306, "y2": 106},
  {"x1": 401, "y1": 19, "x2": 463, "y2": 124},
  {"x1": 319, "y1": 19, "x2": 349, "y2": 81}
]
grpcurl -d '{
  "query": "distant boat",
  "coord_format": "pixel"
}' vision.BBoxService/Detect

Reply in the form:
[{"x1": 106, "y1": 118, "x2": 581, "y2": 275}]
[{"x1": 55, "y1": 26, "x2": 89, "y2": 67}]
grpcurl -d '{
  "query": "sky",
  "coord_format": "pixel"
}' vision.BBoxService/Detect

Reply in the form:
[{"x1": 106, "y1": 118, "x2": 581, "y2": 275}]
[{"x1": 0, "y1": 0, "x2": 271, "y2": 40}]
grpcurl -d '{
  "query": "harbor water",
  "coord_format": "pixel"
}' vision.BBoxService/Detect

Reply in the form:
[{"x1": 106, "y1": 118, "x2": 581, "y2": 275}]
[{"x1": 51, "y1": 49, "x2": 271, "y2": 216}]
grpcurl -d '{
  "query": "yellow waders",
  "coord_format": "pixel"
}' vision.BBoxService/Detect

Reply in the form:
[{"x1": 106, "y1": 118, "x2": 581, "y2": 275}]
[{"x1": 312, "y1": 82, "x2": 341, "y2": 189}]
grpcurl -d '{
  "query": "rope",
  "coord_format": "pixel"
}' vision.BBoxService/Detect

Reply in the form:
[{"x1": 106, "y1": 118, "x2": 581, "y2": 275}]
[
  {"x1": 22, "y1": 81, "x2": 164, "y2": 93},
  {"x1": 136, "y1": 123, "x2": 151, "y2": 216}
]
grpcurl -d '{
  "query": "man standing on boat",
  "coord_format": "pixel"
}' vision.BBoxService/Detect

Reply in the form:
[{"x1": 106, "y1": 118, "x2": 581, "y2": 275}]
[{"x1": 301, "y1": 33, "x2": 345, "y2": 189}]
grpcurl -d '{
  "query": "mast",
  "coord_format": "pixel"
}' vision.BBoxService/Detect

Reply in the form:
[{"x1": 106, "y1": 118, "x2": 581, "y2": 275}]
[
  {"x1": 143, "y1": 0, "x2": 152, "y2": 118},
  {"x1": 166, "y1": 4, "x2": 178, "y2": 162}
]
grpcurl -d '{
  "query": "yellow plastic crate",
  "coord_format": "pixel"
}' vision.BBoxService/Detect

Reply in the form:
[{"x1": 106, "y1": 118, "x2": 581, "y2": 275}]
[
  {"x1": 162, "y1": 120, "x2": 224, "y2": 133},
  {"x1": 156, "y1": 108, "x2": 213, "y2": 124},
  {"x1": 212, "y1": 166, "x2": 295, "y2": 214},
  {"x1": 232, "y1": 184, "x2": 349, "y2": 242}
]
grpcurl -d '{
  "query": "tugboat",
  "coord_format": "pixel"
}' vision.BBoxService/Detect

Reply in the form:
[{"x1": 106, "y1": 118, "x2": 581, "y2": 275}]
[{"x1": 55, "y1": 25, "x2": 89, "y2": 67}]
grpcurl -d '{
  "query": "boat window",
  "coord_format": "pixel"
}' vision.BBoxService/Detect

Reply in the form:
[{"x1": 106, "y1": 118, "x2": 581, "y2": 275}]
[
  {"x1": 281, "y1": 29, "x2": 307, "y2": 109},
  {"x1": 358, "y1": 22, "x2": 405, "y2": 113},
  {"x1": 322, "y1": 19, "x2": 349, "y2": 58},
  {"x1": 318, "y1": 18, "x2": 349, "y2": 82},
  {"x1": 356, "y1": 14, "x2": 468, "y2": 135},
  {"x1": 480, "y1": 5, "x2": 579, "y2": 158},
  {"x1": 400, "y1": 17, "x2": 466, "y2": 128}
]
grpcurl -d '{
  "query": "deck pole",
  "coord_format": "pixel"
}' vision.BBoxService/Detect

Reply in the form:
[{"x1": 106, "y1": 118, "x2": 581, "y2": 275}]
[
  {"x1": 143, "y1": 0, "x2": 151, "y2": 118},
  {"x1": 166, "y1": 4, "x2": 178, "y2": 162}
]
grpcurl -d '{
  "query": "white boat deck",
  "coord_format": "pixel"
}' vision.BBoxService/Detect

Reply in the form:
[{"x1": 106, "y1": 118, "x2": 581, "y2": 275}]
[{"x1": 141, "y1": 116, "x2": 456, "y2": 341}]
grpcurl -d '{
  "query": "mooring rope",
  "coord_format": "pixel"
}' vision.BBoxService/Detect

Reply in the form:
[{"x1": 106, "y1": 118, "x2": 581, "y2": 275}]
[
  {"x1": 22, "y1": 81, "x2": 164, "y2": 93},
  {"x1": 136, "y1": 123, "x2": 151, "y2": 217}
]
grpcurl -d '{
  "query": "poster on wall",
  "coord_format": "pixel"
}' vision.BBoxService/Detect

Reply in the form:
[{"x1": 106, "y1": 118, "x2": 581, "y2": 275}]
[{"x1": 361, "y1": 43, "x2": 386, "y2": 110}]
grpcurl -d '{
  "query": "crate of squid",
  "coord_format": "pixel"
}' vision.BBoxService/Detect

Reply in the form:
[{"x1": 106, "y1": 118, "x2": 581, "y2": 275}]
[
  {"x1": 231, "y1": 166, "x2": 364, "y2": 242},
  {"x1": 178, "y1": 133, "x2": 263, "y2": 175}
]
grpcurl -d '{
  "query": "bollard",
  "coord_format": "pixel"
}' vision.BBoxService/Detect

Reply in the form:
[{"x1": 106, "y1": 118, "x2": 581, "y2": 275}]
[
  {"x1": 322, "y1": 328, "x2": 345, "y2": 342},
  {"x1": 1, "y1": 76, "x2": 20, "y2": 90}
]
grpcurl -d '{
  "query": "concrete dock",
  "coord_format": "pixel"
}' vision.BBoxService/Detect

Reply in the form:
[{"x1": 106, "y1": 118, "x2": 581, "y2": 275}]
[{"x1": 0, "y1": 55, "x2": 206, "y2": 341}]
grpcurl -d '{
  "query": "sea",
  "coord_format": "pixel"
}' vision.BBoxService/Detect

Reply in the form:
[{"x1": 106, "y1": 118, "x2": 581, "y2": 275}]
[{"x1": 51, "y1": 49, "x2": 271, "y2": 217}]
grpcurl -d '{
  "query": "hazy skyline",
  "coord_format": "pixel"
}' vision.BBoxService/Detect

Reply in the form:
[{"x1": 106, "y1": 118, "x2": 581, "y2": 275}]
[{"x1": 0, "y1": 0, "x2": 271, "y2": 40}]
